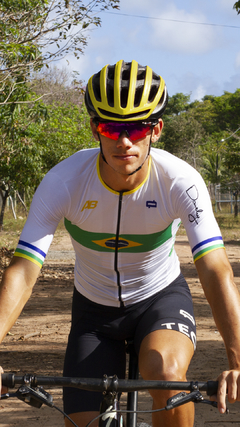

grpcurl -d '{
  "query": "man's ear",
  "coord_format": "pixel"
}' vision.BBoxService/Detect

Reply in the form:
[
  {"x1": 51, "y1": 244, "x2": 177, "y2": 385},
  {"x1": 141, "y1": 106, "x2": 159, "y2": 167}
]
[
  {"x1": 90, "y1": 118, "x2": 99, "y2": 141},
  {"x1": 151, "y1": 119, "x2": 163, "y2": 143}
]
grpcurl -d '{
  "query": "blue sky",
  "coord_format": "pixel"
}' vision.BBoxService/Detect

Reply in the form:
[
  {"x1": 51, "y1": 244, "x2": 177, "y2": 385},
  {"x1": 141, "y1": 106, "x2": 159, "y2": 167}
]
[{"x1": 61, "y1": 0, "x2": 240, "y2": 101}]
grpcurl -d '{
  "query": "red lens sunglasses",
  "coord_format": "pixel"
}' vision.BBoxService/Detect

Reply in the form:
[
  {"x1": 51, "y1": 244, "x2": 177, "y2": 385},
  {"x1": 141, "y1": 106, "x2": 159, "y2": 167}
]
[{"x1": 95, "y1": 121, "x2": 157, "y2": 141}]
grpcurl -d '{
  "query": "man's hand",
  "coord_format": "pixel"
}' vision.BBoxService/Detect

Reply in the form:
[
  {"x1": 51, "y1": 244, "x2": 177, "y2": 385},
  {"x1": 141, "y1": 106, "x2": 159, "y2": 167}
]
[
  {"x1": 210, "y1": 369, "x2": 240, "y2": 413},
  {"x1": 195, "y1": 249, "x2": 240, "y2": 414}
]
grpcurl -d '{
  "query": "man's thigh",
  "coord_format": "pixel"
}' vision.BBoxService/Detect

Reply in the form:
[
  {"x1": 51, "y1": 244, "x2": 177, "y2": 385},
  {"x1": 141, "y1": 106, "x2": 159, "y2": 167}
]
[
  {"x1": 134, "y1": 274, "x2": 197, "y2": 354},
  {"x1": 63, "y1": 332, "x2": 126, "y2": 415}
]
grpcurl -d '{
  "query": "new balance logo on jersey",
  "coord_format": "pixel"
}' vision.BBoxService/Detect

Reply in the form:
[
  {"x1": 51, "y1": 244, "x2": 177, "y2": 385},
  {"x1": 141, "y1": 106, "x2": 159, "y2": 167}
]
[
  {"x1": 81, "y1": 201, "x2": 98, "y2": 211},
  {"x1": 146, "y1": 200, "x2": 157, "y2": 208}
]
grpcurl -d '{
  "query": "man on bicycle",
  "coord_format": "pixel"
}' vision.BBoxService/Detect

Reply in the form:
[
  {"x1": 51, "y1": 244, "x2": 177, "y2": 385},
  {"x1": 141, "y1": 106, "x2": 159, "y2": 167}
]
[{"x1": 1, "y1": 60, "x2": 240, "y2": 427}]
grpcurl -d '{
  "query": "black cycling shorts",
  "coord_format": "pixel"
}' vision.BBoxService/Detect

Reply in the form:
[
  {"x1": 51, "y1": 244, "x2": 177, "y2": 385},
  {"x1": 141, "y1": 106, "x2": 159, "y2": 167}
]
[{"x1": 63, "y1": 273, "x2": 196, "y2": 415}]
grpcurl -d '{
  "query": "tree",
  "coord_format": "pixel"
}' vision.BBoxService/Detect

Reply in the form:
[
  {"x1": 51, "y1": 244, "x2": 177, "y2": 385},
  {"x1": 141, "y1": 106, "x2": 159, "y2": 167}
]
[
  {"x1": 0, "y1": 0, "x2": 120, "y2": 105},
  {"x1": 161, "y1": 110, "x2": 206, "y2": 171},
  {"x1": 223, "y1": 134, "x2": 240, "y2": 175},
  {"x1": 165, "y1": 93, "x2": 190, "y2": 116},
  {"x1": 30, "y1": 102, "x2": 97, "y2": 173},
  {"x1": 234, "y1": 1, "x2": 240, "y2": 13},
  {"x1": 0, "y1": 0, "x2": 119, "y2": 229},
  {"x1": 31, "y1": 65, "x2": 85, "y2": 106},
  {"x1": 0, "y1": 97, "x2": 48, "y2": 230},
  {"x1": 210, "y1": 90, "x2": 240, "y2": 131},
  {"x1": 0, "y1": 94, "x2": 96, "y2": 230},
  {"x1": 188, "y1": 99, "x2": 217, "y2": 135}
]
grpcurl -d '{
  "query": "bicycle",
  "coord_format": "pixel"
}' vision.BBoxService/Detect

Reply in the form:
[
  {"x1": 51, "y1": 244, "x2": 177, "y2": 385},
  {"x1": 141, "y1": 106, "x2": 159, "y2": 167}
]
[{"x1": 1, "y1": 341, "x2": 223, "y2": 427}]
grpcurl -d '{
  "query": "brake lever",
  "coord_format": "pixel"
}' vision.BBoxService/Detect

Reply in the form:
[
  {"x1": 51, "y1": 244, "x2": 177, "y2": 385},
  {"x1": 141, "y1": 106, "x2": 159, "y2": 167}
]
[
  {"x1": 166, "y1": 390, "x2": 203, "y2": 410},
  {"x1": 165, "y1": 390, "x2": 229, "y2": 414},
  {"x1": 199, "y1": 398, "x2": 229, "y2": 414},
  {"x1": 1, "y1": 385, "x2": 53, "y2": 409}
]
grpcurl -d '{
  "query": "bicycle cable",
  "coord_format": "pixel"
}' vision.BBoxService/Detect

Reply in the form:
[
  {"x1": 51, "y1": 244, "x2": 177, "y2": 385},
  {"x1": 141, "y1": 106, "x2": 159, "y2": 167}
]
[{"x1": 52, "y1": 405, "x2": 79, "y2": 427}]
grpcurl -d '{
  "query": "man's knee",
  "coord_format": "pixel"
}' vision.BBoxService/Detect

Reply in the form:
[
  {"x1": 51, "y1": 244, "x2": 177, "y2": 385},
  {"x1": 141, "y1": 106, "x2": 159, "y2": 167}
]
[
  {"x1": 139, "y1": 349, "x2": 187, "y2": 381},
  {"x1": 138, "y1": 330, "x2": 194, "y2": 382}
]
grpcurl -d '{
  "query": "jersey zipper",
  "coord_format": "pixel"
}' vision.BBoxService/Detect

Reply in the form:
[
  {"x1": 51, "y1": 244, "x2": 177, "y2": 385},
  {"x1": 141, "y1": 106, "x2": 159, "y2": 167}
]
[{"x1": 115, "y1": 191, "x2": 124, "y2": 307}]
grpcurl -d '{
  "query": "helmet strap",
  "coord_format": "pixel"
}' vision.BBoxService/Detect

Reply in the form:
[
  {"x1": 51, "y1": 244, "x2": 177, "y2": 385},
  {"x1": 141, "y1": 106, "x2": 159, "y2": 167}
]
[{"x1": 97, "y1": 133, "x2": 108, "y2": 164}]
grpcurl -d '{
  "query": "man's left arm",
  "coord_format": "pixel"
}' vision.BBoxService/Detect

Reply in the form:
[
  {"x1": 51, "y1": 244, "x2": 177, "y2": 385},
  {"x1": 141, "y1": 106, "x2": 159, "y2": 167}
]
[{"x1": 195, "y1": 248, "x2": 240, "y2": 413}]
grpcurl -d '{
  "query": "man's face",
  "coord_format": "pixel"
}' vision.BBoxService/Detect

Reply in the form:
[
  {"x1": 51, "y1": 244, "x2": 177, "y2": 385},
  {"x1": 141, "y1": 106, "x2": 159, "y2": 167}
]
[{"x1": 90, "y1": 119, "x2": 163, "y2": 177}]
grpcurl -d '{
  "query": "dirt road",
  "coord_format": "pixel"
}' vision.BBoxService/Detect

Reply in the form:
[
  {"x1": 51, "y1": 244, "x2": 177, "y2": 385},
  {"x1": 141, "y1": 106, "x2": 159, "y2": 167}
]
[{"x1": 0, "y1": 232, "x2": 240, "y2": 426}]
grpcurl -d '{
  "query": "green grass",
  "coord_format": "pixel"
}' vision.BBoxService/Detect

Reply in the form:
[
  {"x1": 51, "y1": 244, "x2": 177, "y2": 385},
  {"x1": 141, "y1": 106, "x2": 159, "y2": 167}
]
[
  {"x1": 178, "y1": 213, "x2": 240, "y2": 242},
  {"x1": 215, "y1": 213, "x2": 240, "y2": 242},
  {"x1": 0, "y1": 213, "x2": 27, "y2": 250},
  {"x1": 0, "y1": 210, "x2": 239, "y2": 251},
  {"x1": 0, "y1": 212, "x2": 66, "y2": 250}
]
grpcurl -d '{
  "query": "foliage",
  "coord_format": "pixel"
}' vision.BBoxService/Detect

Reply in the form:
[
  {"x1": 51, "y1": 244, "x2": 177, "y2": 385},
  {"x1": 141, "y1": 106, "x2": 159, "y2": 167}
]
[
  {"x1": 29, "y1": 102, "x2": 97, "y2": 174},
  {"x1": 160, "y1": 89, "x2": 240, "y2": 218},
  {"x1": 161, "y1": 109, "x2": 206, "y2": 171},
  {"x1": 0, "y1": 81, "x2": 96, "y2": 229},
  {"x1": 208, "y1": 90, "x2": 240, "y2": 131},
  {"x1": 0, "y1": 98, "x2": 95, "y2": 194},
  {"x1": 188, "y1": 99, "x2": 217, "y2": 134},
  {"x1": 0, "y1": 0, "x2": 119, "y2": 228},
  {"x1": 233, "y1": 1, "x2": 240, "y2": 13},
  {"x1": 0, "y1": 0, "x2": 120, "y2": 105},
  {"x1": 223, "y1": 136, "x2": 240, "y2": 175},
  {"x1": 164, "y1": 93, "x2": 190, "y2": 116},
  {"x1": 31, "y1": 65, "x2": 85, "y2": 106}
]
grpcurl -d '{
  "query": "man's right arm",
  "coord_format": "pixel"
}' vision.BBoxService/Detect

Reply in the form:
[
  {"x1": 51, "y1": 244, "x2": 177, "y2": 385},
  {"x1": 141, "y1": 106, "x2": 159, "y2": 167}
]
[
  {"x1": 0, "y1": 257, "x2": 40, "y2": 393},
  {"x1": 0, "y1": 257, "x2": 40, "y2": 342}
]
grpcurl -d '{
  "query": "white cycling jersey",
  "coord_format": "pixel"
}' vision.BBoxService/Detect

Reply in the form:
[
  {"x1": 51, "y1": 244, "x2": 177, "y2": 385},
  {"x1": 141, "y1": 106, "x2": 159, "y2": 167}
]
[{"x1": 14, "y1": 147, "x2": 224, "y2": 307}]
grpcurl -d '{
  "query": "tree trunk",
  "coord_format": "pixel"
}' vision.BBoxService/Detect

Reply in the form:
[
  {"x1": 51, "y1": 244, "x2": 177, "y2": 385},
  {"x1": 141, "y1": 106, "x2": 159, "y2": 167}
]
[
  {"x1": 0, "y1": 189, "x2": 9, "y2": 231},
  {"x1": 234, "y1": 191, "x2": 239, "y2": 218}
]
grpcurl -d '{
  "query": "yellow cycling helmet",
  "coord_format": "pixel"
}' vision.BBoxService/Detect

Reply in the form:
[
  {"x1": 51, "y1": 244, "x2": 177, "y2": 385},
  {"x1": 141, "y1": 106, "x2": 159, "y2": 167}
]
[{"x1": 85, "y1": 60, "x2": 168, "y2": 122}]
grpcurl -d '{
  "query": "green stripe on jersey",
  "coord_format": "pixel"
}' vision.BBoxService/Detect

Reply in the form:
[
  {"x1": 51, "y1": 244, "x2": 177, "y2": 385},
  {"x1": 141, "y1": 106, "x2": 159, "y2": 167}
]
[
  {"x1": 14, "y1": 249, "x2": 43, "y2": 267},
  {"x1": 193, "y1": 243, "x2": 224, "y2": 262},
  {"x1": 64, "y1": 218, "x2": 173, "y2": 253}
]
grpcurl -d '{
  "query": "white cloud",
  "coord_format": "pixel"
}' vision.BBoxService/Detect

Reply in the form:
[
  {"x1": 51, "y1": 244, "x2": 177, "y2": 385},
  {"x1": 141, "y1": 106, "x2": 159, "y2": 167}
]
[
  {"x1": 191, "y1": 85, "x2": 206, "y2": 101},
  {"x1": 149, "y1": 5, "x2": 220, "y2": 54},
  {"x1": 119, "y1": 0, "x2": 165, "y2": 13},
  {"x1": 235, "y1": 52, "x2": 240, "y2": 69},
  {"x1": 171, "y1": 70, "x2": 223, "y2": 100}
]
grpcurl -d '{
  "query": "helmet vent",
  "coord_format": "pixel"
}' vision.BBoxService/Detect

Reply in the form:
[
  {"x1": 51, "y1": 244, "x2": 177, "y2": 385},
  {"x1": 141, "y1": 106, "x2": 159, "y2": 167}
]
[
  {"x1": 149, "y1": 83, "x2": 160, "y2": 103},
  {"x1": 106, "y1": 64, "x2": 115, "y2": 107},
  {"x1": 134, "y1": 85, "x2": 144, "y2": 108},
  {"x1": 92, "y1": 72, "x2": 101, "y2": 102},
  {"x1": 107, "y1": 83, "x2": 114, "y2": 107},
  {"x1": 107, "y1": 64, "x2": 115, "y2": 80},
  {"x1": 120, "y1": 63, "x2": 131, "y2": 108},
  {"x1": 137, "y1": 68, "x2": 146, "y2": 80},
  {"x1": 122, "y1": 62, "x2": 131, "y2": 80},
  {"x1": 120, "y1": 86, "x2": 129, "y2": 108},
  {"x1": 122, "y1": 69, "x2": 131, "y2": 80}
]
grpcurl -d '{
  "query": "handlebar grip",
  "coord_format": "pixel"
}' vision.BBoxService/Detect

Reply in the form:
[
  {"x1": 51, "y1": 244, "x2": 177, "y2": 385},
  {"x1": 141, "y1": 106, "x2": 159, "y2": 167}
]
[
  {"x1": 206, "y1": 380, "x2": 218, "y2": 396},
  {"x1": 1, "y1": 373, "x2": 15, "y2": 388}
]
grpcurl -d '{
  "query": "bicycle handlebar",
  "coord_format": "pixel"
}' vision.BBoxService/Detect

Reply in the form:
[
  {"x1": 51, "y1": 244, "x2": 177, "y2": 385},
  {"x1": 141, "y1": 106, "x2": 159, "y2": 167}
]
[{"x1": 1, "y1": 373, "x2": 218, "y2": 396}]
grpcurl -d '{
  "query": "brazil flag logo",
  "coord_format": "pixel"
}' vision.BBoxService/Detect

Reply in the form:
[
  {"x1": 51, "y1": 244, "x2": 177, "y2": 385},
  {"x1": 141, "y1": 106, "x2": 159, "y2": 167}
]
[{"x1": 93, "y1": 237, "x2": 142, "y2": 250}]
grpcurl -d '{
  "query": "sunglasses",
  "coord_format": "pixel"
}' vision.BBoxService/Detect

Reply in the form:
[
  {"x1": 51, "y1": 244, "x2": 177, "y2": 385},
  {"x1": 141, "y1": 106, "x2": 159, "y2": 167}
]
[{"x1": 95, "y1": 121, "x2": 156, "y2": 141}]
